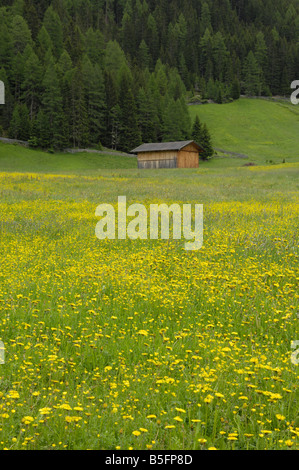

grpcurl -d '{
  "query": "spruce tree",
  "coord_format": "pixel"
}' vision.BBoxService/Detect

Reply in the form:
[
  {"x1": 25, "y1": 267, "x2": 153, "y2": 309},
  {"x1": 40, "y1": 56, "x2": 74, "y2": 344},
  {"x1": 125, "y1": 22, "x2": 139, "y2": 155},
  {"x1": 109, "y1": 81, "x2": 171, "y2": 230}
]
[
  {"x1": 42, "y1": 57, "x2": 65, "y2": 149},
  {"x1": 43, "y1": 6, "x2": 63, "y2": 58},
  {"x1": 82, "y1": 56, "x2": 105, "y2": 145},
  {"x1": 200, "y1": 123, "x2": 213, "y2": 160},
  {"x1": 118, "y1": 69, "x2": 141, "y2": 152},
  {"x1": 22, "y1": 50, "x2": 42, "y2": 120},
  {"x1": 9, "y1": 103, "x2": 30, "y2": 141},
  {"x1": 231, "y1": 76, "x2": 240, "y2": 100},
  {"x1": 243, "y1": 51, "x2": 261, "y2": 96},
  {"x1": 191, "y1": 115, "x2": 203, "y2": 144}
]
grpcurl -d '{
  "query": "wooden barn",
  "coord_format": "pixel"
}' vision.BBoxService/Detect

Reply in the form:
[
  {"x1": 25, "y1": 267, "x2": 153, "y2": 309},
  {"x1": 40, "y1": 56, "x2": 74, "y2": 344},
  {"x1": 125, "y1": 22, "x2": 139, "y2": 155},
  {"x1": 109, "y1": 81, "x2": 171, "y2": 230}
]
[{"x1": 131, "y1": 140, "x2": 204, "y2": 169}]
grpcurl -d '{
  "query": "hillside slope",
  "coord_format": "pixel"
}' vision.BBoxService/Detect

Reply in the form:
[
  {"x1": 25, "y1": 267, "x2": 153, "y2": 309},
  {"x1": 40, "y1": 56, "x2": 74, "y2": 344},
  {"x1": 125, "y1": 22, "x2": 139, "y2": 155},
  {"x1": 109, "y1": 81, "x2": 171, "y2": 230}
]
[{"x1": 189, "y1": 98, "x2": 299, "y2": 163}]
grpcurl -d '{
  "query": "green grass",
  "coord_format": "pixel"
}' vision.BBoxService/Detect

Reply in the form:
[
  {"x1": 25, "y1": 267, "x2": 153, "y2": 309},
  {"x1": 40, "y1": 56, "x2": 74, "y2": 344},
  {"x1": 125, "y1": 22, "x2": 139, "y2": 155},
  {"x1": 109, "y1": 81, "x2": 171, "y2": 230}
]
[
  {"x1": 189, "y1": 98, "x2": 299, "y2": 163},
  {"x1": 0, "y1": 143, "x2": 137, "y2": 173},
  {"x1": 0, "y1": 98, "x2": 298, "y2": 450}
]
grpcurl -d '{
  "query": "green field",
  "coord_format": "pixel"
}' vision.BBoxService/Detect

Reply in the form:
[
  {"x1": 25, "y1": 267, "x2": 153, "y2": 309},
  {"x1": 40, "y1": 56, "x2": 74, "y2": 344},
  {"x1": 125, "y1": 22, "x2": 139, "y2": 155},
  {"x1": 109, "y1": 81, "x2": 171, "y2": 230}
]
[
  {"x1": 0, "y1": 99, "x2": 298, "y2": 450},
  {"x1": 189, "y1": 98, "x2": 299, "y2": 163},
  {"x1": 0, "y1": 144, "x2": 137, "y2": 173}
]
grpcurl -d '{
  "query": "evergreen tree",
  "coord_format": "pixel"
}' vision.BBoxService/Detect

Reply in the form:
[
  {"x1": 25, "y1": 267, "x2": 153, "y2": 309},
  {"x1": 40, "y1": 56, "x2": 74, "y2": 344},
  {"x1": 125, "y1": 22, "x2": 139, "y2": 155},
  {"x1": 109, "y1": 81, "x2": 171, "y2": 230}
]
[
  {"x1": 70, "y1": 65, "x2": 89, "y2": 148},
  {"x1": 103, "y1": 70, "x2": 119, "y2": 148},
  {"x1": 36, "y1": 26, "x2": 53, "y2": 60},
  {"x1": 42, "y1": 57, "x2": 65, "y2": 148},
  {"x1": 1, "y1": 0, "x2": 299, "y2": 147},
  {"x1": 118, "y1": 67, "x2": 141, "y2": 152},
  {"x1": 242, "y1": 51, "x2": 261, "y2": 96},
  {"x1": 137, "y1": 87, "x2": 158, "y2": 143},
  {"x1": 9, "y1": 103, "x2": 30, "y2": 140},
  {"x1": 82, "y1": 56, "x2": 106, "y2": 144},
  {"x1": 11, "y1": 15, "x2": 32, "y2": 55},
  {"x1": 231, "y1": 76, "x2": 241, "y2": 100},
  {"x1": 22, "y1": 50, "x2": 42, "y2": 120},
  {"x1": 200, "y1": 123, "x2": 213, "y2": 160},
  {"x1": 191, "y1": 115, "x2": 203, "y2": 144},
  {"x1": 43, "y1": 6, "x2": 63, "y2": 58}
]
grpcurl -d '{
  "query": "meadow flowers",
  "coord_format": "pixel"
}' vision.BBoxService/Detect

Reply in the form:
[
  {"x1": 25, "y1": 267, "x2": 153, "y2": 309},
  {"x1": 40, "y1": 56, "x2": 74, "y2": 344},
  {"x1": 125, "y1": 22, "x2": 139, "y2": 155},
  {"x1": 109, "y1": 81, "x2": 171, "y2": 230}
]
[{"x1": 0, "y1": 171, "x2": 298, "y2": 450}]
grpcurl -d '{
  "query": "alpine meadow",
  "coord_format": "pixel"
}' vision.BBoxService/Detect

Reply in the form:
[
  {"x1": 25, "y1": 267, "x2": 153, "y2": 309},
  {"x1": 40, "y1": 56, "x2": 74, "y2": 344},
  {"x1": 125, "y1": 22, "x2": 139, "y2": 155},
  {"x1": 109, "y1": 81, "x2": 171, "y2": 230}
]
[{"x1": 0, "y1": 0, "x2": 298, "y2": 452}]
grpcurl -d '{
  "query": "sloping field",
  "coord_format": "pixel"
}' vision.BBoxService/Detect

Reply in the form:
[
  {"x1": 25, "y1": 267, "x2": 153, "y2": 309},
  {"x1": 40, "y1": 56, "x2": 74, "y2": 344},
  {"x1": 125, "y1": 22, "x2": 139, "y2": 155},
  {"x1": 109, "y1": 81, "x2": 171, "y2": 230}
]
[{"x1": 189, "y1": 98, "x2": 299, "y2": 163}]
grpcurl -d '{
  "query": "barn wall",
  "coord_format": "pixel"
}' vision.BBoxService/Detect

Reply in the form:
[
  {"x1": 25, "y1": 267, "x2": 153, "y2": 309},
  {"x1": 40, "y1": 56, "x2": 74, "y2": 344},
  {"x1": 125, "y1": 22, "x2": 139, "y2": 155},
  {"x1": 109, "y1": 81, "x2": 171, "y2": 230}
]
[
  {"x1": 137, "y1": 150, "x2": 178, "y2": 169},
  {"x1": 138, "y1": 151, "x2": 178, "y2": 161},
  {"x1": 181, "y1": 143, "x2": 200, "y2": 152},
  {"x1": 177, "y1": 150, "x2": 199, "y2": 168},
  {"x1": 137, "y1": 146, "x2": 200, "y2": 169}
]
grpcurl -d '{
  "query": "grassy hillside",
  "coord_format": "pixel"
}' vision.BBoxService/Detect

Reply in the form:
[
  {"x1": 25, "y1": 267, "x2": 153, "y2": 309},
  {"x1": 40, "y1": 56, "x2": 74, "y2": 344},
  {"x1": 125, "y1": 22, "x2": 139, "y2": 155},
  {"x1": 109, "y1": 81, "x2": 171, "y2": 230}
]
[
  {"x1": 189, "y1": 98, "x2": 299, "y2": 163},
  {"x1": 1, "y1": 98, "x2": 299, "y2": 173},
  {"x1": 0, "y1": 143, "x2": 137, "y2": 173}
]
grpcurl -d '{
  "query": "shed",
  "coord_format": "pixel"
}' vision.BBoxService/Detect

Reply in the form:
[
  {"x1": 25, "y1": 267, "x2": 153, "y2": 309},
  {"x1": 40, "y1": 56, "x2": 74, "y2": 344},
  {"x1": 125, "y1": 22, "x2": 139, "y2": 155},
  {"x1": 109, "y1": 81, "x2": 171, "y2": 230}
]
[{"x1": 131, "y1": 140, "x2": 204, "y2": 169}]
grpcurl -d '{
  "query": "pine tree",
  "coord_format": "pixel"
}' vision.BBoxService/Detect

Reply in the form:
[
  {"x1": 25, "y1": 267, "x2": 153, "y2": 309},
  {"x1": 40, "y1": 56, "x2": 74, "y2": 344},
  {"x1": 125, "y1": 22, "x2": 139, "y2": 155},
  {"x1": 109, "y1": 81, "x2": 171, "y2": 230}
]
[
  {"x1": 242, "y1": 51, "x2": 261, "y2": 96},
  {"x1": 118, "y1": 68, "x2": 141, "y2": 152},
  {"x1": 43, "y1": 6, "x2": 63, "y2": 58},
  {"x1": 70, "y1": 65, "x2": 89, "y2": 148},
  {"x1": 82, "y1": 56, "x2": 106, "y2": 145},
  {"x1": 200, "y1": 123, "x2": 213, "y2": 160},
  {"x1": 231, "y1": 76, "x2": 240, "y2": 100},
  {"x1": 191, "y1": 115, "x2": 203, "y2": 144},
  {"x1": 137, "y1": 87, "x2": 158, "y2": 143},
  {"x1": 22, "y1": 50, "x2": 42, "y2": 120},
  {"x1": 42, "y1": 57, "x2": 65, "y2": 149},
  {"x1": 36, "y1": 26, "x2": 53, "y2": 60},
  {"x1": 11, "y1": 15, "x2": 32, "y2": 55},
  {"x1": 9, "y1": 103, "x2": 30, "y2": 140},
  {"x1": 103, "y1": 70, "x2": 119, "y2": 147}
]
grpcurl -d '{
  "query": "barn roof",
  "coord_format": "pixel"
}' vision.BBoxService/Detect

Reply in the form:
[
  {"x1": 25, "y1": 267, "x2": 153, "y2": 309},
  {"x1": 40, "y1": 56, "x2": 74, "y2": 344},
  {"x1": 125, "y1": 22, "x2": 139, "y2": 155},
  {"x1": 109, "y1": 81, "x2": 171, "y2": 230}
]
[{"x1": 131, "y1": 140, "x2": 204, "y2": 153}]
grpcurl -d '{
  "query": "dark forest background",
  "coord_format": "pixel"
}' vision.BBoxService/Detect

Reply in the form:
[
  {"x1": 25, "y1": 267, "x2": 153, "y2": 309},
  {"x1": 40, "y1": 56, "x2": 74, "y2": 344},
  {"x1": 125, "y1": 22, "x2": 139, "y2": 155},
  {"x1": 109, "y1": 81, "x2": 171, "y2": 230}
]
[{"x1": 0, "y1": 0, "x2": 298, "y2": 151}]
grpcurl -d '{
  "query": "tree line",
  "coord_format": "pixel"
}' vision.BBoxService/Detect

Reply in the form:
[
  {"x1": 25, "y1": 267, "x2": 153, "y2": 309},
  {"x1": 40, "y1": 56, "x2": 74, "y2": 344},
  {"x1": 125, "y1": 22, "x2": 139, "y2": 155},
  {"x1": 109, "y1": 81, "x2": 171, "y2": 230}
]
[{"x1": 0, "y1": 0, "x2": 298, "y2": 152}]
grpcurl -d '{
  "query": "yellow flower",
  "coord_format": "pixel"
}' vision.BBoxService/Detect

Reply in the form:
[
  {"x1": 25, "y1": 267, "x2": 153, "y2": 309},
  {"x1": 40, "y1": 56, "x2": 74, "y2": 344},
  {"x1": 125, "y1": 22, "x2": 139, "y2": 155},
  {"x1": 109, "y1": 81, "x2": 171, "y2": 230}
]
[
  {"x1": 7, "y1": 390, "x2": 20, "y2": 399},
  {"x1": 39, "y1": 407, "x2": 51, "y2": 416},
  {"x1": 137, "y1": 330, "x2": 148, "y2": 336},
  {"x1": 198, "y1": 439, "x2": 207, "y2": 444},
  {"x1": 65, "y1": 416, "x2": 82, "y2": 423},
  {"x1": 204, "y1": 395, "x2": 214, "y2": 404},
  {"x1": 165, "y1": 425, "x2": 176, "y2": 429},
  {"x1": 132, "y1": 430, "x2": 141, "y2": 436},
  {"x1": 21, "y1": 416, "x2": 34, "y2": 425},
  {"x1": 276, "y1": 414, "x2": 286, "y2": 421},
  {"x1": 173, "y1": 416, "x2": 183, "y2": 422},
  {"x1": 285, "y1": 440, "x2": 294, "y2": 447},
  {"x1": 58, "y1": 404, "x2": 72, "y2": 410},
  {"x1": 175, "y1": 407, "x2": 186, "y2": 413}
]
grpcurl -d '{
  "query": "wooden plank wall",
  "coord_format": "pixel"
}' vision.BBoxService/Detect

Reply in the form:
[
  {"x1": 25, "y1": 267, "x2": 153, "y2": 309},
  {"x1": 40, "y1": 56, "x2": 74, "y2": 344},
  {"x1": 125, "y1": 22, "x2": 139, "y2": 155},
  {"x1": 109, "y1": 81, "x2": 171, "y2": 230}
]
[
  {"x1": 138, "y1": 151, "x2": 178, "y2": 161},
  {"x1": 137, "y1": 150, "x2": 178, "y2": 169},
  {"x1": 138, "y1": 159, "x2": 177, "y2": 169},
  {"x1": 177, "y1": 150, "x2": 199, "y2": 168},
  {"x1": 137, "y1": 145, "x2": 199, "y2": 169}
]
